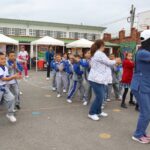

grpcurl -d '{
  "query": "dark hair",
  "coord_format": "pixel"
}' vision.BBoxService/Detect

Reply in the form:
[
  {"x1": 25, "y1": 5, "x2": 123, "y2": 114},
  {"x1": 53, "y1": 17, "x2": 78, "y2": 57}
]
[
  {"x1": 141, "y1": 38, "x2": 150, "y2": 52},
  {"x1": 8, "y1": 51, "x2": 15, "y2": 56},
  {"x1": 90, "y1": 40, "x2": 105, "y2": 56},
  {"x1": 0, "y1": 52, "x2": 5, "y2": 56}
]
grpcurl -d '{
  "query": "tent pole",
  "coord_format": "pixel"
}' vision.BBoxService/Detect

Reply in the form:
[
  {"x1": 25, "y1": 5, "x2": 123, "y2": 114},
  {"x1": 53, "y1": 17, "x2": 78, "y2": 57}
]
[
  {"x1": 36, "y1": 45, "x2": 38, "y2": 72},
  {"x1": 30, "y1": 44, "x2": 32, "y2": 70}
]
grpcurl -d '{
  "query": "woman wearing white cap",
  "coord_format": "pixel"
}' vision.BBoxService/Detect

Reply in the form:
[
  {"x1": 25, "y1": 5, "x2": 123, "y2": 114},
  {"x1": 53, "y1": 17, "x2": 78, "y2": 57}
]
[{"x1": 131, "y1": 30, "x2": 150, "y2": 144}]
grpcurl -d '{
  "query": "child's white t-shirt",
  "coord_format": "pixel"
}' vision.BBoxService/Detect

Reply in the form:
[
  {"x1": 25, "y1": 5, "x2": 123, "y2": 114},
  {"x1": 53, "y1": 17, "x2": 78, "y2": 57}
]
[
  {"x1": 0, "y1": 66, "x2": 9, "y2": 86},
  {"x1": 18, "y1": 51, "x2": 28, "y2": 62}
]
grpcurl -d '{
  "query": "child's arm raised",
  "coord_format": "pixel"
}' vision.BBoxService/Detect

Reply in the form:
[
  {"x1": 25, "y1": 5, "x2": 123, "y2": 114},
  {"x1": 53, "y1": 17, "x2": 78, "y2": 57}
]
[{"x1": 1, "y1": 74, "x2": 22, "y2": 81}]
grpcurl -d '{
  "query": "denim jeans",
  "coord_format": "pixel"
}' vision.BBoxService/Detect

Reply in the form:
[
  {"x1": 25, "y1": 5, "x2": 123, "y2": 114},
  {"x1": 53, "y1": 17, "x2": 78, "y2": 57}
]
[
  {"x1": 89, "y1": 81, "x2": 105, "y2": 115},
  {"x1": 132, "y1": 90, "x2": 150, "y2": 138}
]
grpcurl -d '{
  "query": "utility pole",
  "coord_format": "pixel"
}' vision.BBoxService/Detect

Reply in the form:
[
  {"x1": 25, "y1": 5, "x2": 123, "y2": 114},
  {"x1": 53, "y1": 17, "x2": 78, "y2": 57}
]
[{"x1": 127, "y1": 4, "x2": 136, "y2": 30}]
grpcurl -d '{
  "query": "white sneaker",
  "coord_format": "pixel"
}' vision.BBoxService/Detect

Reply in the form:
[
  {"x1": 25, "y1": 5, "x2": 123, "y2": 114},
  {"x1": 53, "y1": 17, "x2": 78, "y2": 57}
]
[
  {"x1": 63, "y1": 89, "x2": 67, "y2": 93},
  {"x1": 118, "y1": 95, "x2": 122, "y2": 100},
  {"x1": 52, "y1": 87, "x2": 56, "y2": 91},
  {"x1": 107, "y1": 99, "x2": 111, "y2": 102},
  {"x1": 25, "y1": 76, "x2": 29, "y2": 78},
  {"x1": 20, "y1": 91, "x2": 23, "y2": 95},
  {"x1": 99, "y1": 112, "x2": 108, "y2": 117},
  {"x1": 83, "y1": 101, "x2": 88, "y2": 106},
  {"x1": 67, "y1": 99, "x2": 72, "y2": 103},
  {"x1": 57, "y1": 94, "x2": 61, "y2": 98},
  {"x1": 46, "y1": 77, "x2": 50, "y2": 80},
  {"x1": 88, "y1": 114, "x2": 99, "y2": 121},
  {"x1": 6, "y1": 114, "x2": 17, "y2": 123},
  {"x1": 13, "y1": 109, "x2": 17, "y2": 113}
]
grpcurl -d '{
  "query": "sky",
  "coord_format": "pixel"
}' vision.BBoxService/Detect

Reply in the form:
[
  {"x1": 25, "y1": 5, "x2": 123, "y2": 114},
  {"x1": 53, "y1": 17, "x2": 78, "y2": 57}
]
[{"x1": 0, "y1": 0, "x2": 150, "y2": 35}]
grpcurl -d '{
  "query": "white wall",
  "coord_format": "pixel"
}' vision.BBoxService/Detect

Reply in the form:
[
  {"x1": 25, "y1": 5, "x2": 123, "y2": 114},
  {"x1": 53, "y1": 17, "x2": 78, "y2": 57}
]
[
  {"x1": 0, "y1": 22, "x2": 102, "y2": 38},
  {"x1": 137, "y1": 10, "x2": 150, "y2": 31}
]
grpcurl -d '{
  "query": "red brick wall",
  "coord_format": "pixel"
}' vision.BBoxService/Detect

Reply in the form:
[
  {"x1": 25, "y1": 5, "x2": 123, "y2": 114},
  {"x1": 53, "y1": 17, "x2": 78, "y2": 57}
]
[{"x1": 103, "y1": 28, "x2": 141, "y2": 44}]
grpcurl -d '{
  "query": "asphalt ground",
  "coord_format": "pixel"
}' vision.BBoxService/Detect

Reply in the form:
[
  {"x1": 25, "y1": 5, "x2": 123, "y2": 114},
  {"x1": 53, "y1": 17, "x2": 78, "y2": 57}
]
[{"x1": 0, "y1": 70, "x2": 149, "y2": 150}]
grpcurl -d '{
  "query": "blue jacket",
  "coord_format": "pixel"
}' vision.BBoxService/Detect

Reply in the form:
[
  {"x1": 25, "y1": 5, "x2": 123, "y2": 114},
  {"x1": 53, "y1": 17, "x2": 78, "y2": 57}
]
[
  {"x1": 7, "y1": 60, "x2": 23, "y2": 72},
  {"x1": 131, "y1": 49, "x2": 150, "y2": 93},
  {"x1": 53, "y1": 61, "x2": 65, "y2": 72},
  {"x1": 73, "y1": 62, "x2": 84, "y2": 76},
  {"x1": 45, "y1": 50, "x2": 54, "y2": 64},
  {"x1": 80, "y1": 59, "x2": 90, "y2": 81},
  {"x1": 62, "y1": 59, "x2": 70, "y2": 74}
]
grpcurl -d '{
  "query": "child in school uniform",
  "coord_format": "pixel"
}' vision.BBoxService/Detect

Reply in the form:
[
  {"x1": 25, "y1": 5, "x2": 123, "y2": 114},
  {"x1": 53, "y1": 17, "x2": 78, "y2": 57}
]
[
  {"x1": 54, "y1": 54, "x2": 68, "y2": 98},
  {"x1": 0, "y1": 52, "x2": 22, "y2": 123},
  {"x1": 106, "y1": 54, "x2": 121, "y2": 101},
  {"x1": 67, "y1": 55, "x2": 85, "y2": 104},
  {"x1": 66, "y1": 54, "x2": 75, "y2": 92},
  {"x1": 81, "y1": 50, "x2": 92, "y2": 106},
  {"x1": 62, "y1": 53, "x2": 70, "y2": 92},
  {"x1": 50, "y1": 56, "x2": 57, "y2": 91},
  {"x1": 7, "y1": 51, "x2": 23, "y2": 110}
]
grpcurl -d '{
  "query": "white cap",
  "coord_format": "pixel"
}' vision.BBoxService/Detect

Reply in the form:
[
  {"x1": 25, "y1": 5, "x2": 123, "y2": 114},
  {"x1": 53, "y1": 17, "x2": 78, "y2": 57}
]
[{"x1": 140, "y1": 30, "x2": 150, "y2": 42}]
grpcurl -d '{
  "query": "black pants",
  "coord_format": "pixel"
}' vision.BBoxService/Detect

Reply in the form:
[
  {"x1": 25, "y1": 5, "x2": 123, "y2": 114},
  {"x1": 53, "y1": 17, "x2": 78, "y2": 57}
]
[
  {"x1": 121, "y1": 88, "x2": 133, "y2": 104},
  {"x1": 47, "y1": 64, "x2": 51, "y2": 78}
]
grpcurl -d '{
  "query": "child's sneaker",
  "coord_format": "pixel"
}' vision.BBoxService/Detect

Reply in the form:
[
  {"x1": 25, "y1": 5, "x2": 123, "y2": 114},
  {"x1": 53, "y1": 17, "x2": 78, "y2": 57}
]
[
  {"x1": 15, "y1": 105, "x2": 21, "y2": 110},
  {"x1": 12, "y1": 109, "x2": 17, "y2": 113},
  {"x1": 106, "y1": 99, "x2": 111, "y2": 102},
  {"x1": 99, "y1": 112, "x2": 108, "y2": 117},
  {"x1": 6, "y1": 114, "x2": 17, "y2": 123},
  {"x1": 63, "y1": 89, "x2": 67, "y2": 93},
  {"x1": 83, "y1": 101, "x2": 88, "y2": 106},
  {"x1": 132, "y1": 136, "x2": 150, "y2": 144},
  {"x1": 20, "y1": 91, "x2": 23, "y2": 95},
  {"x1": 46, "y1": 77, "x2": 50, "y2": 80},
  {"x1": 121, "y1": 103, "x2": 128, "y2": 108},
  {"x1": 57, "y1": 94, "x2": 61, "y2": 98},
  {"x1": 52, "y1": 87, "x2": 56, "y2": 91},
  {"x1": 67, "y1": 99, "x2": 72, "y2": 103},
  {"x1": 88, "y1": 114, "x2": 99, "y2": 121}
]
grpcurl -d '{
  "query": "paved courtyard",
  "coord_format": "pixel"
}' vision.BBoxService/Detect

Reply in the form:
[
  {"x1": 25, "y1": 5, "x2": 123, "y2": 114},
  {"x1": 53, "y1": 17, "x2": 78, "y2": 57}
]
[{"x1": 0, "y1": 71, "x2": 149, "y2": 150}]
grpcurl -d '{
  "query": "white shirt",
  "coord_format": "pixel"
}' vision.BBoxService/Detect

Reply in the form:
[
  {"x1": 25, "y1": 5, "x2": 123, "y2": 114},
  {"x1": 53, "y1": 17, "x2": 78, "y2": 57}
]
[
  {"x1": 0, "y1": 66, "x2": 9, "y2": 86},
  {"x1": 88, "y1": 50, "x2": 116, "y2": 85},
  {"x1": 18, "y1": 51, "x2": 28, "y2": 63}
]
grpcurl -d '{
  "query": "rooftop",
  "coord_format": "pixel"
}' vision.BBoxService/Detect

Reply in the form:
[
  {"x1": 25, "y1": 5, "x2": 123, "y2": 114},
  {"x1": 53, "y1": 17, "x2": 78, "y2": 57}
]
[{"x1": 0, "y1": 18, "x2": 106, "y2": 31}]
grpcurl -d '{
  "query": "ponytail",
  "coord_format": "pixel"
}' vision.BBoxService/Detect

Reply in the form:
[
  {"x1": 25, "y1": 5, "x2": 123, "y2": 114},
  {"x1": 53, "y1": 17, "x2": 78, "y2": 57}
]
[{"x1": 91, "y1": 40, "x2": 104, "y2": 56}]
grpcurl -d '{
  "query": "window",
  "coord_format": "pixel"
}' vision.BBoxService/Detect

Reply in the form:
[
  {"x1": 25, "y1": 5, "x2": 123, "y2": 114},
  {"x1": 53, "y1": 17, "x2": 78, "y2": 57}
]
[
  {"x1": 69, "y1": 32, "x2": 75, "y2": 39},
  {"x1": 78, "y1": 33, "x2": 85, "y2": 39},
  {"x1": 0, "y1": 27, "x2": 3, "y2": 34},
  {"x1": 87, "y1": 34, "x2": 93, "y2": 40},
  {"x1": 60, "y1": 31, "x2": 66, "y2": 38},
  {"x1": 19, "y1": 29, "x2": 26, "y2": 36},
  {"x1": 2, "y1": 28, "x2": 10, "y2": 35}
]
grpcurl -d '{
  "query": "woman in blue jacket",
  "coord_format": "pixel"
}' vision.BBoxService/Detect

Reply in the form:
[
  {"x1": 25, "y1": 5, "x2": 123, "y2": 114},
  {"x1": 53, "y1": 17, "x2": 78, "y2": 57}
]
[{"x1": 131, "y1": 30, "x2": 150, "y2": 144}]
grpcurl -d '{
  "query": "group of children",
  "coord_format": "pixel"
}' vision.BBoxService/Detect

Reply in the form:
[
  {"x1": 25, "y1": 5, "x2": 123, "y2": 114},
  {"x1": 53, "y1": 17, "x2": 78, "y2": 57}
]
[
  {"x1": 0, "y1": 48, "x2": 138, "y2": 124},
  {"x1": 50, "y1": 50, "x2": 92, "y2": 106},
  {"x1": 0, "y1": 51, "x2": 23, "y2": 123},
  {"x1": 49, "y1": 51, "x2": 138, "y2": 110}
]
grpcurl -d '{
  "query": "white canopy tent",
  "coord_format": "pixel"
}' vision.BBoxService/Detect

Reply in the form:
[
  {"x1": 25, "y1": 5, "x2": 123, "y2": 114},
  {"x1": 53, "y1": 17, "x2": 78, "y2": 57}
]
[
  {"x1": 0, "y1": 34, "x2": 19, "y2": 45},
  {"x1": 0, "y1": 34, "x2": 19, "y2": 54},
  {"x1": 66, "y1": 39, "x2": 94, "y2": 48},
  {"x1": 31, "y1": 36, "x2": 65, "y2": 72}
]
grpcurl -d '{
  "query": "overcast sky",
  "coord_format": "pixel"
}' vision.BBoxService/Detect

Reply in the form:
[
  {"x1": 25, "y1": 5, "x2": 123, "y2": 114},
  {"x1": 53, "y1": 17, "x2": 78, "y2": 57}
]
[{"x1": 0, "y1": 0, "x2": 150, "y2": 35}]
